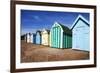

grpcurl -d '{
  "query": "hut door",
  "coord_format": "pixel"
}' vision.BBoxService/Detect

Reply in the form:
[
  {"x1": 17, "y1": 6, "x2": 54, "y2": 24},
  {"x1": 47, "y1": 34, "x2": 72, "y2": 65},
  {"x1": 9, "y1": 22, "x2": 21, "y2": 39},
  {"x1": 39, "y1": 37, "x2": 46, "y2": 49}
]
[
  {"x1": 73, "y1": 28, "x2": 83, "y2": 49},
  {"x1": 53, "y1": 27, "x2": 56, "y2": 48},
  {"x1": 77, "y1": 28, "x2": 83, "y2": 49},
  {"x1": 52, "y1": 26, "x2": 61, "y2": 48},
  {"x1": 36, "y1": 33, "x2": 41, "y2": 44},
  {"x1": 74, "y1": 27, "x2": 86, "y2": 50},
  {"x1": 56, "y1": 26, "x2": 61, "y2": 48},
  {"x1": 82, "y1": 27, "x2": 90, "y2": 51},
  {"x1": 55, "y1": 26, "x2": 61, "y2": 48}
]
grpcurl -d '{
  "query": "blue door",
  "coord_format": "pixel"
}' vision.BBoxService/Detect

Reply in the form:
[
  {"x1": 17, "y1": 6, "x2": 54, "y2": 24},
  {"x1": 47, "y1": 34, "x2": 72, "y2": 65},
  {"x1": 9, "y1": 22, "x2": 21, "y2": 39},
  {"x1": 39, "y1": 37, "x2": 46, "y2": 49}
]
[
  {"x1": 33, "y1": 34, "x2": 36, "y2": 44},
  {"x1": 36, "y1": 33, "x2": 41, "y2": 44}
]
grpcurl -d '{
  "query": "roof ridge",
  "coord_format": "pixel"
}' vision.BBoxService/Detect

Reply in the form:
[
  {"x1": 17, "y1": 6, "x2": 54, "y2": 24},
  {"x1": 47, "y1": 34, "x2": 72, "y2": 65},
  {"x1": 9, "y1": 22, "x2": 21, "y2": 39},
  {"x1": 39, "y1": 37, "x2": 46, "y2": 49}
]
[
  {"x1": 71, "y1": 14, "x2": 89, "y2": 29},
  {"x1": 54, "y1": 21, "x2": 70, "y2": 30},
  {"x1": 54, "y1": 22, "x2": 72, "y2": 35}
]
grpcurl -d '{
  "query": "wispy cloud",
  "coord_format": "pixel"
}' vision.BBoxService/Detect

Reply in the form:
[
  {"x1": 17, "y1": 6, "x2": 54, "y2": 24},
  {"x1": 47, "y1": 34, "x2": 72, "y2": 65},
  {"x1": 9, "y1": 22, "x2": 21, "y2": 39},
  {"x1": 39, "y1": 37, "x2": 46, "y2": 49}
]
[
  {"x1": 33, "y1": 15, "x2": 42, "y2": 21},
  {"x1": 21, "y1": 10, "x2": 89, "y2": 34}
]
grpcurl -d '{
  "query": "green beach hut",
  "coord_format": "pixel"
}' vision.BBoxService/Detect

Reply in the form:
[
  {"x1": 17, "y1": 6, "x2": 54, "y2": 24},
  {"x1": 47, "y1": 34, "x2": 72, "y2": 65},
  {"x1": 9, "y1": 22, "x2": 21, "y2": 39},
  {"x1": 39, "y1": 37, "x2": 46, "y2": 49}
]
[{"x1": 50, "y1": 22, "x2": 72, "y2": 48}]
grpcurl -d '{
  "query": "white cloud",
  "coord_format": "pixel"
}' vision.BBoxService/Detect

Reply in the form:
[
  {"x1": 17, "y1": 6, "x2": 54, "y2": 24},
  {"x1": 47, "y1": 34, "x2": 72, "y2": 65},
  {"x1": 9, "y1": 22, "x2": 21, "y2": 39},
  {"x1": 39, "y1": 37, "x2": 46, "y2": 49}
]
[{"x1": 33, "y1": 16, "x2": 42, "y2": 21}]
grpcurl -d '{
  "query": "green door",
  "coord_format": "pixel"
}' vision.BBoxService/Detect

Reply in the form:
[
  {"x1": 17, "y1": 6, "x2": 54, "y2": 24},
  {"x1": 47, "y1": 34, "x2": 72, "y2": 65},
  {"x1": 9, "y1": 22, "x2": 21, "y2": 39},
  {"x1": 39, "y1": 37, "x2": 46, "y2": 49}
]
[
  {"x1": 56, "y1": 26, "x2": 61, "y2": 48},
  {"x1": 51, "y1": 26, "x2": 61, "y2": 48}
]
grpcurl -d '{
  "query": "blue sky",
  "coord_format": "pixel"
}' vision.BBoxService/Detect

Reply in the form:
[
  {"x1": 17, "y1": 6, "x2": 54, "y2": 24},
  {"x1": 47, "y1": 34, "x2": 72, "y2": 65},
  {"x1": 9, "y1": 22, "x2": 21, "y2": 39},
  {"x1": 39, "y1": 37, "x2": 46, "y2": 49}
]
[{"x1": 21, "y1": 10, "x2": 89, "y2": 35}]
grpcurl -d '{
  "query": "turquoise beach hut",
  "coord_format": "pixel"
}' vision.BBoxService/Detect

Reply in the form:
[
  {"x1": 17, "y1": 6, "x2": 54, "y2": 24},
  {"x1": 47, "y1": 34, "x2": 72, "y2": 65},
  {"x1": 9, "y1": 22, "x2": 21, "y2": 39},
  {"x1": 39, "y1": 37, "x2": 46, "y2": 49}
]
[{"x1": 50, "y1": 22, "x2": 72, "y2": 48}]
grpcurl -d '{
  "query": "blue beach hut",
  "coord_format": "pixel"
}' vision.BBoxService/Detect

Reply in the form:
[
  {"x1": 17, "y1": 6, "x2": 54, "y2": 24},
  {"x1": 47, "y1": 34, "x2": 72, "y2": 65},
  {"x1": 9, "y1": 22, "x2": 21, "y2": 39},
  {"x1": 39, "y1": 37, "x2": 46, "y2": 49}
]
[
  {"x1": 36, "y1": 30, "x2": 42, "y2": 44},
  {"x1": 33, "y1": 33, "x2": 36, "y2": 44},
  {"x1": 71, "y1": 15, "x2": 90, "y2": 51}
]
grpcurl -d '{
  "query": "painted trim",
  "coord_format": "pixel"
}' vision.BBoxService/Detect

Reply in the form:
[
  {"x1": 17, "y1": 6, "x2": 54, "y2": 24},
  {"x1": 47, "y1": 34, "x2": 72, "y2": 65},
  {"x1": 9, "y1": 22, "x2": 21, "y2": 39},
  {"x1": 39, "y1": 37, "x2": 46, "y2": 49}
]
[{"x1": 71, "y1": 15, "x2": 90, "y2": 30}]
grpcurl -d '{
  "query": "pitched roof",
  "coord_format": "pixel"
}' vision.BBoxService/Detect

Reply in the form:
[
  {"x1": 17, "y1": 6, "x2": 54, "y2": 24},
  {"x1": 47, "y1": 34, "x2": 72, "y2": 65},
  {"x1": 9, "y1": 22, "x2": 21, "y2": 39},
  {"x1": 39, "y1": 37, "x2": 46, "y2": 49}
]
[
  {"x1": 36, "y1": 30, "x2": 42, "y2": 35},
  {"x1": 55, "y1": 22, "x2": 72, "y2": 35},
  {"x1": 26, "y1": 33, "x2": 32, "y2": 35},
  {"x1": 32, "y1": 33, "x2": 36, "y2": 36},
  {"x1": 42, "y1": 29, "x2": 50, "y2": 34},
  {"x1": 71, "y1": 15, "x2": 90, "y2": 30}
]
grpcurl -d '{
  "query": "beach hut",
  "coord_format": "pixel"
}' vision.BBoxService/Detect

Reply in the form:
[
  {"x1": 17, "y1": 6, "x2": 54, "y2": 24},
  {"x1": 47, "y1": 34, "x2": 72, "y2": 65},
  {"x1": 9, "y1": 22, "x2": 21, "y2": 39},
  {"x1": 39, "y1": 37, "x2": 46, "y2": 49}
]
[
  {"x1": 26, "y1": 33, "x2": 36, "y2": 44},
  {"x1": 21, "y1": 34, "x2": 26, "y2": 41},
  {"x1": 21, "y1": 34, "x2": 29, "y2": 42},
  {"x1": 71, "y1": 15, "x2": 90, "y2": 51},
  {"x1": 30, "y1": 33, "x2": 33, "y2": 43},
  {"x1": 41, "y1": 29, "x2": 50, "y2": 46},
  {"x1": 26, "y1": 33, "x2": 33, "y2": 43},
  {"x1": 50, "y1": 22, "x2": 72, "y2": 48},
  {"x1": 33, "y1": 33, "x2": 36, "y2": 44},
  {"x1": 26, "y1": 33, "x2": 30, "y2": 43},
  {"x1": 36, "y1": 31, "x2": 42, "y2": 44}
]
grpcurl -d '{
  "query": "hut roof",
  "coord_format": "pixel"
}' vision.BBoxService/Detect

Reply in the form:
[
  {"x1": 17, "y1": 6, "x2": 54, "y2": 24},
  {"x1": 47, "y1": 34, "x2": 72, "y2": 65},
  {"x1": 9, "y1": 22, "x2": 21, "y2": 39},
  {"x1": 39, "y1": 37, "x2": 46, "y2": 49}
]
[
  {"x1": 71, "y1": 15, "x2": 90, "y2": 30},
  {"x1": 42, "y1": 29, "x2": 50, "y2": 34},
  {"x1": 32, "y1": 33, "x2": 36, "y2": 36},
  {"x1": 55, "y1": 22, "x2": 72, "y2": 35},
  {"x1": 36, "y1": 30, "x2": 42, "y2": 35}
]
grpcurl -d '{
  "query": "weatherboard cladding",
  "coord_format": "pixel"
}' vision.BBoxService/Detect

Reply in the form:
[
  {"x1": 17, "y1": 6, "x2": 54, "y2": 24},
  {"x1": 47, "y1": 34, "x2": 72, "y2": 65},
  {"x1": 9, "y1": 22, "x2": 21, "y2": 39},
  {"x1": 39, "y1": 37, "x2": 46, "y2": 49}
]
[
  {"x1": 63, "y1": 33, "x2": 72, "y2": 48},
  {"x1": 71, "y1": 15, "x2": 90, "y2": 51},
  {"x1": 50, "y1": 22, "x2": 72, "y2": 48}
]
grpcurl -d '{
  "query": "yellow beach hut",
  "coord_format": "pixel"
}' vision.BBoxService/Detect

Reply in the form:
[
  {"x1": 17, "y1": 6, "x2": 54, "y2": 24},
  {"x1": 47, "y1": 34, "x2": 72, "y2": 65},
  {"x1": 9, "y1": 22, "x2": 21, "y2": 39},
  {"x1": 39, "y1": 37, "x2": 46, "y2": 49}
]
[{"x1": 41, "y1": 29, "x2": 50, "y2": 46}]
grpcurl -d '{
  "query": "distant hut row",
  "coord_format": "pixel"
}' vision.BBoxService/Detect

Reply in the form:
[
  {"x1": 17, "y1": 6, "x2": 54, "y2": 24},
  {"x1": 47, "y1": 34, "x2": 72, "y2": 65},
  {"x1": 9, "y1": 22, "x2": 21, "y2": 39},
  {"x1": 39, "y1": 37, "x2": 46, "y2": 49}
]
[
  {"x1": 21, "y1": 22, "x2": 72, "y2": 48},
  {"x1": 21, "y1": 15, "x2": 90, "y2": 51},
  {"x1": 21, "y1": 29, "x2": 50, "y2": 46}
]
